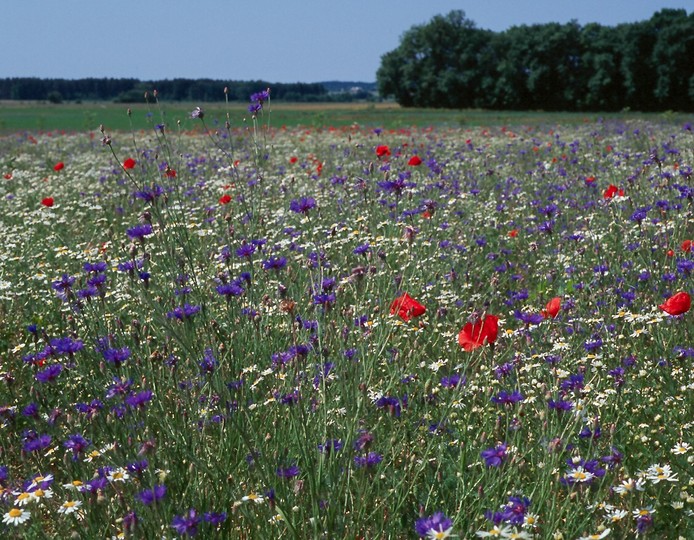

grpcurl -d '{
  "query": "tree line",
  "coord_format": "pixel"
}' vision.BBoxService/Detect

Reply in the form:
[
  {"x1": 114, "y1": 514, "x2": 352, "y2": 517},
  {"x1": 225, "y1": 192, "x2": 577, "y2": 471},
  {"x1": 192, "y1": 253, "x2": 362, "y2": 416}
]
[
  {"x1": 0, "y1": 78, "x2": 374, "y2": 103},
  {"x1": 377, "y1": 9, "x2": 694, "y2": 111}
]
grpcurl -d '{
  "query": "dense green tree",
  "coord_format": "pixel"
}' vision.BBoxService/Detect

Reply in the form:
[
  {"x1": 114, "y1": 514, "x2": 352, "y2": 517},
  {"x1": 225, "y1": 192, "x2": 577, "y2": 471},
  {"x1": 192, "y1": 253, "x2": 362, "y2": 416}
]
[{"x1": 377, "y1": 9, "x2": 694, "y2": 111}]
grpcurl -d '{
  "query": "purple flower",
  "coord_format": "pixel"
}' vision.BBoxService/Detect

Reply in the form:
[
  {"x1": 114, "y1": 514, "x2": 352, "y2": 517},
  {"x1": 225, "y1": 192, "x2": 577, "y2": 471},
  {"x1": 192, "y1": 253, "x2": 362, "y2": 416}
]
[
  {"x1": 171, "y1": 508, "x2": 201, "y2": 537},
  {"x1": 289, "y1": 196, "x2": 317, "y2": 214},
  {"x1": 105, "y1": 377, "x2": 133, "y2": 399},
  {"x1": 317, "y1": 439, "x2": 344, "y2": 454},
  {"x1": 440, "y1": 373, "x2": 465, "y2": 388},
  {"x1": 500, "y1": 496, "x2": 531, "y2": 525},
  {"x1": 491, "y1": 390, "x2": 524, "y2": 406},
  {"x1": 36, "y1": 363, "x2": 63, "y2": 383},
  {"x1": 125, "y1": 390, "x2": 153, "y2": 410},
  {"x1": 415, "y1": 512, "x2": 454, "y2": 538},
  {"x1": 514, "y1": 310, "x2": 544, "y2": 325},
  {"x1": 64, "y1": 433, "x2": 91, "y2": 460},
  {"x1": 126, "y1": 224, "x2": 153, "y2": 241},
  {"x1": 235, "y1": 243, "x2": 256, "y2": 258},
  {"x1": 353, "y1": 243, "x2": 371, "y2": 255},
  {"x1": 250, "y1": 90, "x2": 270, "y2": 104},
  {"x1": 102, "y1": 347, "x2": 131, "y2": 366},
  {"x1": 276, "y1": 464, "x2": 300, "y2": 479},
  {"x1": 262, "y1": 256, "x2": 287, "y2": 271},
  {"x1": 22, "y1": 432, "x2": 52, "y2": 453},
  {"x1": 138, "y1": 484, "x2": 167, "y2": 505},
  {"x1": 216, "y1": 282, "x2": 244, "y2": 297},
  {"x1": 166, "y1": 304, "x2": 201, "y2": 320},
  {"x1": 190, "y1": 107, "x2": 204, "y2": 119},
  {"x1": 203, "y1": 512, "x2": 227, "y2": 525},
  {"x1": 481, "y1": 443, "x2": 507, "y2": 467},
  {"x1": 51, "y1": 273, "x2": 75, "y2": 293},
  {"x1": 354, "y1": 452, "x2": 383, "y2": 468},
  {"x1": 548, "y1": 397, "x2": 573, "y2": 412},
  {"x1": 50, "y1": 337, "x2": 84, "y2": 355}
]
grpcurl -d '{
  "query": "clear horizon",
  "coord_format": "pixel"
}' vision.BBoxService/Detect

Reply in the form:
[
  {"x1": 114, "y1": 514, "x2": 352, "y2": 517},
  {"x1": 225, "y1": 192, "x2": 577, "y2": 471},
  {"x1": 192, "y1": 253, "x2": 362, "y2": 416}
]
[{"x1": 2, "y1": 1, "x2": 690, "y2": 83}]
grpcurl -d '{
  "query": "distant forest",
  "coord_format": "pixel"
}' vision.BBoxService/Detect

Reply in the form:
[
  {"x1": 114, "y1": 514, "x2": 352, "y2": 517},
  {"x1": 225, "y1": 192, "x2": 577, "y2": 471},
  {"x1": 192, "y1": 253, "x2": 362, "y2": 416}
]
[
  {"x1": 377, "y1": 8, "x2": 694, "y2": 111},
  {"x1": 0, "y1": 79, "x2": 378, "y2": 103}
]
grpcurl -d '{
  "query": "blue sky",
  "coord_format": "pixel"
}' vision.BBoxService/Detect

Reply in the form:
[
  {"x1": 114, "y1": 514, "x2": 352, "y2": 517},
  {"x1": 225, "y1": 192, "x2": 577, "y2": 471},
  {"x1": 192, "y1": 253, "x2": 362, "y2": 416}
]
[{"x1": 3, "y1": 1, "x2": 690, "y2": 82}]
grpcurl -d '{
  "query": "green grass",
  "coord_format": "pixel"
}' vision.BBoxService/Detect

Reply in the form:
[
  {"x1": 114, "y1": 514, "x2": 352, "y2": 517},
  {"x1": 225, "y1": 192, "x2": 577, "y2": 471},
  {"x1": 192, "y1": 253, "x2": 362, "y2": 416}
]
[{"x1": 1, "y1": 100, "x2": 690, "y2": 133}]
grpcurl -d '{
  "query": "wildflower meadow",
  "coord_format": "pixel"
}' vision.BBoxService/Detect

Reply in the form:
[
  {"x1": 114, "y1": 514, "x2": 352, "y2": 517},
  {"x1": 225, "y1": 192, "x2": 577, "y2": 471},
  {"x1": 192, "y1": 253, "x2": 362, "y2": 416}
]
[{"x1": 0, "y1": 95, "x2": 692, "y2": 539}]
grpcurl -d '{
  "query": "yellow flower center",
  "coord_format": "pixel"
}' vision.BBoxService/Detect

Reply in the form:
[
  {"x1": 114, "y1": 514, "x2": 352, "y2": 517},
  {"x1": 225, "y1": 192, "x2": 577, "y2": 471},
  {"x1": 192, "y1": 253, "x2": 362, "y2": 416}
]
[
  {"x1": 9, "y1": 508, "x2": 22, "y2": 518},
  {"x1": 63, "y1": 501, "x2": 77, "y2": 508}
]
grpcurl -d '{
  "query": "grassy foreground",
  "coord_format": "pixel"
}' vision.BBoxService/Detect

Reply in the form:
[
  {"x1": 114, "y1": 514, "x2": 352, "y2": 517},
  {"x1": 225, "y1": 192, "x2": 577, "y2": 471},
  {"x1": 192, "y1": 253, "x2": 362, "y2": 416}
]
[{"x1": 0, "y1": 100, "x2": 692, "y2": 539}]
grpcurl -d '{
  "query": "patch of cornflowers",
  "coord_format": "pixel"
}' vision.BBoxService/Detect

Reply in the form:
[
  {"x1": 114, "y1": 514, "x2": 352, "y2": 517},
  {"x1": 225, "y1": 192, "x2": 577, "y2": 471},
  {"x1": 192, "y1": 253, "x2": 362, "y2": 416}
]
[{"x1": 0, "y1": 116, "x2": 692, "y2": 538}]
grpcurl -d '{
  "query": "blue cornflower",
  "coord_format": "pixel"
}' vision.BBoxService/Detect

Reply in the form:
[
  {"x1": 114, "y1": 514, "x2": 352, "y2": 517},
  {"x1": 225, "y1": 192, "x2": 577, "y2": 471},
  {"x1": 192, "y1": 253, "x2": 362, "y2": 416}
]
[
  {"x1": 64, "y1": 433, "x2": 91, "y2": 460},
  {"x1": 250, "y1": 90, "x2": 270, "y2": 103},
  {"x1": 375, "y1": 395, "x2": 403, "y2": 417},
  {"x1": 51, "y1": 273, "x2": 75, "y2": 292},
  {"x1": 203, "y1": 512, "x2": 227, "y2": 525},
  {"x1": 21, "y1": 402, "x2": 39, "y2": 418},
  {"x1": 513, "y1": 310, "x2": 544, "y2": 325},
  {"x1": 415, "y1": 512, "x2": 454, "y2": 538},
  {"x1": 138, "y1": 484, "x2": 166, "y2": 505},
  {"x1": 216, "y1": 282, "x2": 244, "y2": 297},
  {"x1": 36, "y1": 364, "x2": 63, "y2": 383},
  {"x1": 125, "y1": 390, "x2": 153, "y2": 410},
  {"x1": 50, "y1": 337, "x2": 84, "y2": 356},
  {"x1": 235, "y1": 242, "x2": 256, "y2": 258},
  {"x1": 102, "y1": 347, "x2": 131, "y2": 366},
  {"x1": 199, "y1": 349, "x2": 218, "y2": 375},
  {"x1": 166, "y1": 304, "x2": 201, "y2": 320},
  {"x1": 440, "y1": 373, "x2": 465, "y2": 388},
  {"x1": 105, "y1": 377, "x2": 133, "y2": 399},
  {"x1": 353, "y1": 243, "x2": 370, "y2": 255},
  {"x1": 354, "y1": 452, "x2": 383, "y2": 468},
  {"x1": 126, "y1": 224, "x2": 153, "y2": 241},
  {"x1": 262, "y1": 256, "x2": 287, "y2": 271},
  {"x1": 276, "y1": 464, "x2": 300, "y2": 479},
  {"x1": 481, "y1": 443, "x2": 507, "y2": 467},
  {"x1": 317, "y1": 439, "x2": 344, "y2": 454},
  {"x1": 500, "y1": 496, "x2": 531, "y2": 526},
  {"x1": 289, "y1": 196, "x2": 316, "y2": 214},
  {"x1": 548, "y1": 397, "x2": 573, "y2": 412},
  {"x1": 313, "y1": 292, "x2": 336, "y2": 306},
  {"x1": 491, "y1": 390, "x2": 524, "y2": 406},
  {"x1": 171, "y1": 508, "x2": 201, "y2": 537},
  {"x1": 22, "y1": 432, "x2": 52, "y2": 453}
]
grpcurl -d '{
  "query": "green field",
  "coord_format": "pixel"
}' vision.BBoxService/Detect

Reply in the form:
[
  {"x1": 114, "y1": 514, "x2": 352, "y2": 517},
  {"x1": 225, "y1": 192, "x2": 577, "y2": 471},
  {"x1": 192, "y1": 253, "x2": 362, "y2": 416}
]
[{"x1": 0, "y1": 100, "x2": 688, "y2": 133}]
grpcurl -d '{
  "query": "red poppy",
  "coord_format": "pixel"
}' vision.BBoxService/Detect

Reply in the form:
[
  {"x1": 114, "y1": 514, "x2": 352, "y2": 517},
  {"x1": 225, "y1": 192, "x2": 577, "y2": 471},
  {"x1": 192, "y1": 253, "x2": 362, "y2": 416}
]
[
  {"x1": 603, "y1": 184, "x2": 624, "y2": 199},
  {"x1": 289, "y1": 156, "x2": 298, "y2": 164},
  {"x1": 658, "y1": 291, "x2": 691, "y2": 316},
  {"x1": 41, "y1": 197, "x2": 54, "y2": 207},
  {"x1": 508, "y1": 229, "x2": 518, "y2": 238},
  {"x1": 123, "y1": 158, "x2": 136, "y2": 169},
  {"x1": 53, "y1": 162, "x2": 64, "y2": 171},
  {"x1": 666, "y1": 249, "x2": 675, "y2": 258},
  {"x1": 3, "y1": 173, "x2": 12, "y2": 180},
  {"x1": 165, "y1": 168, "x2": 177, "y2": 178},
  {"x1": 458, "y1": 314, "x2": 499, "y2": 352},
  {"x1": 219, "y1": 194, "x2": 232, "y2": 205},
  {"x1": 408, "y1": 155, "x2": 422, "y2": 166},
  {"x1": 542, "y1": 297, "x2": 561, "y2": 319},
  {"x1": 682, "y1": 239, "x2": 692, "y2": 252},
  {"x1": 376, "y1": 145, "x2": 391, "y2": 158},
  {"x1": 390, "y1": 293, "x2": 426, "y2": 322}
]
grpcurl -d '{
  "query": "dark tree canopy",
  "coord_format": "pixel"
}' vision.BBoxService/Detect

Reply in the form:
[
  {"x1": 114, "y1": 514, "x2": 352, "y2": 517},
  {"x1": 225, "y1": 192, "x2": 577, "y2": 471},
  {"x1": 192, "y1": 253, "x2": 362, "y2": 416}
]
[{"x1": 377, "y1": 9, "x2": 694, "y2": 111}]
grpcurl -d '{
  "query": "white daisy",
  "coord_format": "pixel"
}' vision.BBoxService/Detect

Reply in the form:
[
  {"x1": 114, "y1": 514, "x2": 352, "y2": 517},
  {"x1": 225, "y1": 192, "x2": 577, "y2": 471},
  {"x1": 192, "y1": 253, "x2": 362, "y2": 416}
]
[
  {"x1": 2, "y1": 508, "x2": 31, "y2": 526},
  {"x1": 58, "y1": 500, "x2": 83, "y2": 515}
]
